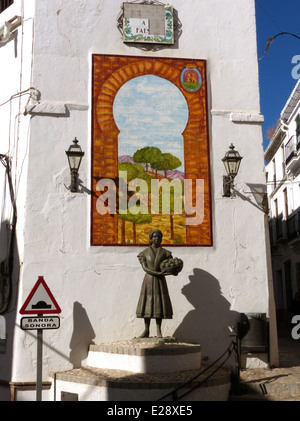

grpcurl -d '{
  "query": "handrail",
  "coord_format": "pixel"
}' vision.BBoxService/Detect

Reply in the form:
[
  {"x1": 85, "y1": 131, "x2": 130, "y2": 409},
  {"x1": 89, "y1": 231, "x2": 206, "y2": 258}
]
[{"x1": 156, "y1": 341, "x2": 236, "y2": 401}]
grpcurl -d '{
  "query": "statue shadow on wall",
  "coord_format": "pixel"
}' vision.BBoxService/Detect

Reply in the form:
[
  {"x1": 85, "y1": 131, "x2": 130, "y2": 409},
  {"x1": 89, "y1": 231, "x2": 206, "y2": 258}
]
[
  {"x1": 69, "y1": 302, "x2": 96, "y2": 368},
  {"x1": 173, "y1": 268, "x2": 241, "y2": 362}
]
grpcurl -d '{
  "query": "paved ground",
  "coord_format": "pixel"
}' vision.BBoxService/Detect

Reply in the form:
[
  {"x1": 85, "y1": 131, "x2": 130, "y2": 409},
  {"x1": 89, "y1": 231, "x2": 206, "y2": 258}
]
[
  {"x1": 230, "y1": 328, "x2": 300, "y2": 401},
  {"x1": 277, "y1": 328, "x2": 300, "y2": 367}
]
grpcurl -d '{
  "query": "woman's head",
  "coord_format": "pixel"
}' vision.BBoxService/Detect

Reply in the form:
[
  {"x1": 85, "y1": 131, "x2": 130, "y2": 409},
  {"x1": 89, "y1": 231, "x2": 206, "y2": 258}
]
[{"x1": 149, "y1": 229, "x2": 163, "y2": 245}]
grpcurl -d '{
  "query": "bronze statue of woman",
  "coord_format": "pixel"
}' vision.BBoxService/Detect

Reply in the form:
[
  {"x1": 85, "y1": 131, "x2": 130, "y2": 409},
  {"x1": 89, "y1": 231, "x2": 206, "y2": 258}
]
[{"x1": 136, "y1": 229, "x2": 173, "y2": 338}]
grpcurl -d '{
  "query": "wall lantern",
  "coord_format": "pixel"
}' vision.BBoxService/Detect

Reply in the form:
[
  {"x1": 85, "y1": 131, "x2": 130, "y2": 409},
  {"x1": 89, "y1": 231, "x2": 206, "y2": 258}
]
[
  {"x1": 65, "y1": 138, "x2": 84, "y2": 192},
  {"x1": 222, "y1": 143, "x2": 242, "y2": 197},
  {"x1": 0, "y1": 16, "x2": 22, "y2": 46}
]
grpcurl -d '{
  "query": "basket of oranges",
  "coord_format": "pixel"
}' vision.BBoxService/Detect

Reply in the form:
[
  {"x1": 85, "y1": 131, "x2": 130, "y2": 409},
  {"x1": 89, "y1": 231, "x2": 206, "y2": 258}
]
[{"x1": 160, "y1": 257, "x2": 183, "y2": 276}]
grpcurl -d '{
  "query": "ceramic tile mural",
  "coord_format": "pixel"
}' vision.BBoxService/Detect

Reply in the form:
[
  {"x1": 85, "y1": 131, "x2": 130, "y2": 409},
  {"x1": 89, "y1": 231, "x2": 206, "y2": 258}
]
[{"x1": 91, "y1": 54, "x2": 212, "y2": 246}]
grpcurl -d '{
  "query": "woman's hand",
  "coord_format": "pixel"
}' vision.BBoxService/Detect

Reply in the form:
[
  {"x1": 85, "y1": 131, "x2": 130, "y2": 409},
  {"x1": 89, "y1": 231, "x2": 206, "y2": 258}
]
[{"x1": 161, "y1": 268, "x2": 172, "y2": 276}]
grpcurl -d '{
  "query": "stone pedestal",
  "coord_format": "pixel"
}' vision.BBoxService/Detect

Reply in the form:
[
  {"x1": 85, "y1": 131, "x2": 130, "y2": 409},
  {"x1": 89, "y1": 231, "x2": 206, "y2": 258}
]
[
  {"x1": 51, "y1": 339, "x2": 231, "y2": 401},
  {"x1": 86, "y1": 339, "x2": 201, "y2": 373}
]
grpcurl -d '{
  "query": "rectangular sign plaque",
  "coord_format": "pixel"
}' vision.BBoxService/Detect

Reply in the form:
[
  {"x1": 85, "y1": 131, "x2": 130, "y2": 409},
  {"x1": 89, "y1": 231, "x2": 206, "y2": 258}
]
[
  {"x1": 20, "y1": 316, "x2": 60, "y2": 330},
  {"x1": 123, "y1": 3, "x2": 174, "y2": 44}
]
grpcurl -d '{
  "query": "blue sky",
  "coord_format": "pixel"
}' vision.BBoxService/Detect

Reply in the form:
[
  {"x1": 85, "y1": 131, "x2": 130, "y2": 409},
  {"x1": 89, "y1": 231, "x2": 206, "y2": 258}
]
[{"x1": 255, "y1": 0, "x2": 300, "y2": 149}]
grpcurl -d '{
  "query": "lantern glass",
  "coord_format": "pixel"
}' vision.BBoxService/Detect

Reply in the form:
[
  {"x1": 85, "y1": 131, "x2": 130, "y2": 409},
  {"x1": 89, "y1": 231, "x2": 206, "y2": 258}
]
[
  {"x1": 222, "y1": 144, "x2": 242, "y2": 179},
  {"x1": 67, "y1": 153, "x2": 83, "y2": 171},
  {"x1": 65, "y1": 138, "x2": 85, "y2": 192},
  {"x1": 66, "y1": 138, "x2": 84, "y2": 171}
]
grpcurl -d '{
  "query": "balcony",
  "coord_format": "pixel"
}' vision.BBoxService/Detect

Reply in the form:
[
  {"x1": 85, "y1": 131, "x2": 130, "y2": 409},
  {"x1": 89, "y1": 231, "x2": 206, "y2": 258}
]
[
  {"x1": 285, "y1": 135, "x2": 300, "y2": 175},
  {"x1": 269, "y1": 210, "x2": 300, "y2": 250},
  {"x1": 286, "y1": 210, "x2": 300, "y2": 251},
  {"x1": 287, "y1": 213, "x2": 298, "y2": 240},
  {"x1": 269, "y1": 215, "x2": 287, "y2": 245}
]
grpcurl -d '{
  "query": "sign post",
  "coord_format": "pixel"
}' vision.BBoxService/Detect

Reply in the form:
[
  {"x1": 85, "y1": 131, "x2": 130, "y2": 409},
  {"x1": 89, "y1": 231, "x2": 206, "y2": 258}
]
[
  {"x1": 19, "y1": 276, "x2": 61, "y2": 401},
  {"x1": 36, "y1": 318, "x2": 43, "y2": 401}
]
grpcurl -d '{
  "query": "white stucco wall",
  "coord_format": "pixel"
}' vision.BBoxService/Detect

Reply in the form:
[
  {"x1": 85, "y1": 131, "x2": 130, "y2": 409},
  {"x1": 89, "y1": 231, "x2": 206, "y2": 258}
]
[
  {"x1": 0, "y1": 0, "x2": 276, "y2": 393},
  {"x1": 0, "y1": 0, "x2": 35, "y2": 391},
  {"x1": 0, "y1": 0, "x2": 34, "y2": 254}
]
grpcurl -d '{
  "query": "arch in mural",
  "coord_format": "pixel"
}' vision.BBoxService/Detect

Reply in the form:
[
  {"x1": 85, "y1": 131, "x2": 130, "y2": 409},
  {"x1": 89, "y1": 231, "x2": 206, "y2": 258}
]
[{"x1": 91, "y1": 54, "x2": 212, "y2": 246}]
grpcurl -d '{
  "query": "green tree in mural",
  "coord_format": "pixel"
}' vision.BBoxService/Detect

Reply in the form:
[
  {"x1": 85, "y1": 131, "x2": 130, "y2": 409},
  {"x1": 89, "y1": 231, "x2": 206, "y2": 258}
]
[
  {"x1": 119, "y1": 212, "x2": 152, "y2": 244},
  {"x1": 133, "y1": 146, "x2": 163, "y2": 172},
  {"x1": 119, "y1": 162, "x2": 152, "y2": 187},
  {"x1": 152, "y1": 152, "x2": 182, "y2": 178},
  {"x1": 151, "y1": 155, "x2": 165, "y2": 177},
  {"x1": 163, "y1": 153, "x2": 182, "y2": 177}
]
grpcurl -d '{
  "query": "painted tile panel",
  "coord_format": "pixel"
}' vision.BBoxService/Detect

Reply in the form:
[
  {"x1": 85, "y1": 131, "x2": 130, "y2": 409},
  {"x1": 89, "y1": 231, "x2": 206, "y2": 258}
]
[{"x1": 91, "y1": 55, "x2": 212, "y2": 246}]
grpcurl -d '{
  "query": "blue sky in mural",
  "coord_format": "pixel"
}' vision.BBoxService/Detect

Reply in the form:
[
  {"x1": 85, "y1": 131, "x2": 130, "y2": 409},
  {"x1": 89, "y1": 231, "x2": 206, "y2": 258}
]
[
  {"x1": 113, "y1": 75, "x2": 188, "y2": 172},
  {"x1": 255, "y1": 0, "x2": 300, "y2": 149}
]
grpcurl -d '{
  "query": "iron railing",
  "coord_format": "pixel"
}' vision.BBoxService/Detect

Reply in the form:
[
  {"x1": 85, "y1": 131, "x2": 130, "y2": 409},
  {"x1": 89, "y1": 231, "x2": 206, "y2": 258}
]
[
  {"x1": 287, "y1": 211, "x2": 300, "y2": 240},
  {"x1": 285, "y1": 135, "x2": 298, "y2": 165},
  {"x1": 156, "y1": 338, "x2": 239, "y2": 401},
  {"x1": 269, "y1": 212, "x2": 300, "y2": 244},
  {"x1": 0, "y1": 0, "x2": 13, "y2": 14}
]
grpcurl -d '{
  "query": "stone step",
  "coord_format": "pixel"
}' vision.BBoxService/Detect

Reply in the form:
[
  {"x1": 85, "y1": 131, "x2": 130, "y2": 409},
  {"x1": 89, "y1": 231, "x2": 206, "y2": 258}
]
[
  {"x1": 86, "y1": 339, "x2": 202, "y2": 373},
  {"x1": 50, "y1": 339, "x2": 232, "y2": 401},
  {"x1": 52, "y1": 365, "x2": 231, "y2": 401}
]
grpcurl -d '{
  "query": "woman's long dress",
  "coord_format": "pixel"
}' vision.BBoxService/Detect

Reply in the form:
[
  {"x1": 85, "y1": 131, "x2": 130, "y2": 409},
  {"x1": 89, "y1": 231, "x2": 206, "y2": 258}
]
[{"x1": 136, "y1": 246, "x2": 173, "y2": 319}]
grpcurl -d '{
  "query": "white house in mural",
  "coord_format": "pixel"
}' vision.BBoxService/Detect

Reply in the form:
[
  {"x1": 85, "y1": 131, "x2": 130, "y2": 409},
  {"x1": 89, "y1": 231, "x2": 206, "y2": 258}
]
[
  {"x1": 265, "y1": 78, "x2": 300, "y2": 325},
  {"x1": 0, "y1": 0, "x2": 278, "y2": 401}
]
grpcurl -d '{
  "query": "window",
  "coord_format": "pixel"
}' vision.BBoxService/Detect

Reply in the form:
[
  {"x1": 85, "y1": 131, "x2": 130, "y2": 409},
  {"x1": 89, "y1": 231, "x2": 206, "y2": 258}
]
[
  {"x1": 281, "y1": 144, "x2": 285, "y2": 176},
  {"x1": 274, "y1": 198, "x2": 278, "y2": 219},
  {"x1": 272, "y1": 158, "x2": 276, "y2": 189},
  {"x1": 283, "y1": 188, "x2": 288, "y2": 219},
  {"x1": 297, "y1": 115, "x2": 300, "y2": 145},
  {"x1": 0, "y1": 0, "x2": 13, "y2": 14}
]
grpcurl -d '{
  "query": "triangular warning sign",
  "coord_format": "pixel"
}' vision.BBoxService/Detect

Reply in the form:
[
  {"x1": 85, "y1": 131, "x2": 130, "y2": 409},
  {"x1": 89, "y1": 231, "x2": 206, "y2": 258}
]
[{"x1": 19, "y1": 276, "x2": 61, "y2": 314}]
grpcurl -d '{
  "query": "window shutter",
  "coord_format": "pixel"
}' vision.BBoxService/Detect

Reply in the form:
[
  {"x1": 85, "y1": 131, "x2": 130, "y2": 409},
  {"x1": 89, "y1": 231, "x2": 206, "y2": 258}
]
[{"x1": 0, "y1": 1, "x2": 14, "y2": 14}]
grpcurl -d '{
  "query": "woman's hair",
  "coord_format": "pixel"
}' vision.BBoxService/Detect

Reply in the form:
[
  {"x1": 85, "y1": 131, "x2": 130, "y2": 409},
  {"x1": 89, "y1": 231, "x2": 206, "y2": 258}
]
[{"x1": 149, "y1": 229, "x2": 163, "y2": 244}]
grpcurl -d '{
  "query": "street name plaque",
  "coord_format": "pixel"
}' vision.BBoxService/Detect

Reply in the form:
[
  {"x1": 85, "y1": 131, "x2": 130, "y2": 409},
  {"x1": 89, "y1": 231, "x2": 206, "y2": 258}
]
[{"x1": 21, "y1": 316, "x2": 60, "y2": 330}]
